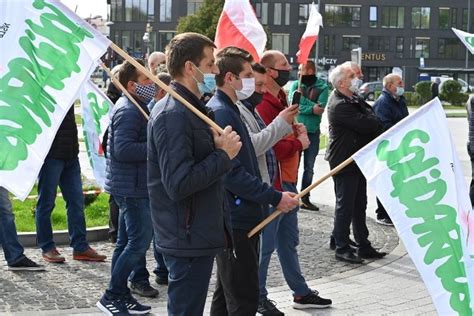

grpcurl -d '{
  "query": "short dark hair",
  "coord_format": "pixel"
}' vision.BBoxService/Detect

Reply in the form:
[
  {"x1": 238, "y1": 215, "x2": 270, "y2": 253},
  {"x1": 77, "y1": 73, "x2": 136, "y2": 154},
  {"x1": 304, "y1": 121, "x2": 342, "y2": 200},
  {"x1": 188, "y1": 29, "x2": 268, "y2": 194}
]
[
  {"x1": 252, "y1": 63, "x2": 266, "y2": 75},
  {"x1": 305, "y1": 60, "x2": 316, "y2": 72},
  {"x1": 165, "y1": 32, "x2": 216, "y2": 78},
  {"x1": 118, "y1": 58, "x2": 145, "y2": 88},
  {"x1": 215, "y1": 47, "x2": 254, "y2": 87},
  {"x1": 157, "y1": 72, "x2": 172, "y2": 88}
]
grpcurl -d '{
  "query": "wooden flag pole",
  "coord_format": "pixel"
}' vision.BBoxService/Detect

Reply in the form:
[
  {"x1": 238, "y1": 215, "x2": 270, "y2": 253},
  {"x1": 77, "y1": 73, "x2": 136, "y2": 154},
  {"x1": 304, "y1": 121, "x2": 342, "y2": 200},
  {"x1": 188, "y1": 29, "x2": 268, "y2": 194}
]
[
  {"x1": 101, "y1": 63, "x2": 149, "y2": 120},
  {"x1": 110, "y1": 43, "x2": 224, "y2": 134},
  {"x1": 247, "y1": 156, "x2": 355, "y2": 238}
]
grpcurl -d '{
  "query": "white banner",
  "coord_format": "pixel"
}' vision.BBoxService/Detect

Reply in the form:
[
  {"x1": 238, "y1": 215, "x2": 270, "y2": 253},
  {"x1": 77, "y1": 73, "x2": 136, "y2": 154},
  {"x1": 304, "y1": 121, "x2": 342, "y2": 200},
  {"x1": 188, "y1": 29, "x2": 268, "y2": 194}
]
[
  {"x1": 453, "y1": 27, "x2": 474, "y2": 55},
  {"x1": 353, "y1": 98, "x2": 474, "y2": 315},
  {"x1": 80, "y1": 80, "x2": 112, "y2": 189},
  {"x1": 0, "y1": 0, "x2": 110, "y2": 199}
]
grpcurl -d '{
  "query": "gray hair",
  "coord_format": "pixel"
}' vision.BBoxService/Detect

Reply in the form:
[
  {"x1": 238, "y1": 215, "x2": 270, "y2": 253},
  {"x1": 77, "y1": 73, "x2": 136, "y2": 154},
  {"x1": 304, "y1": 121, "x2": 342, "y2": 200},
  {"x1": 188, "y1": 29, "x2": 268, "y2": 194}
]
[
  {"x1": 383, "y1": 73, "x2": 402, "y2": 88},
  {"x1": 329, "y1": 63, "x2": 350, "y2": 88},
  {"x1": 341, "y1": 61, "x2": 360, "y2": 72}
]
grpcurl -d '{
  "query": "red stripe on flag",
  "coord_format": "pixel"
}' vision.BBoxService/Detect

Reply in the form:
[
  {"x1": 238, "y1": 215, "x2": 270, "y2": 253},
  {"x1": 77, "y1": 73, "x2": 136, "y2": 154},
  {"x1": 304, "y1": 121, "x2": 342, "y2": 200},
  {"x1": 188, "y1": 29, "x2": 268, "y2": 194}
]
[
  {"x1": 297, "y1": 35, "x2": 318, "y2": 64},
  {"x1": 215, "y1": 11, "x2": 261, "y2": 62}
]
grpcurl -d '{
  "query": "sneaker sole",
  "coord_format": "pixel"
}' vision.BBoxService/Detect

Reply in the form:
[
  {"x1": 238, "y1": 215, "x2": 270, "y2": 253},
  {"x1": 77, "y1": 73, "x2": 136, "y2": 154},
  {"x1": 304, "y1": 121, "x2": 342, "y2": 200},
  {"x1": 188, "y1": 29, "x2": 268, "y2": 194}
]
[
  {"x1": 7, "y1": 266, "x2": 45, "y2": 271},
  {"x1": 42, "y1": 257, "x2": 65, "y2": 263},
  {"x1": 96, "y1": 301, "x2": 114, "y2": 316},
  {"x1": 293, "y1": 302, "x2": 332, "y2": 309},
  {"x1": 376, "y1": 219, "x2": 394, "y2": 226},
  {"x1": 129, "y1": 308, "x2": 152, "y2": 315},
  {"x1": 73, "y1": 256, "x2": 106, "y2": 262}
]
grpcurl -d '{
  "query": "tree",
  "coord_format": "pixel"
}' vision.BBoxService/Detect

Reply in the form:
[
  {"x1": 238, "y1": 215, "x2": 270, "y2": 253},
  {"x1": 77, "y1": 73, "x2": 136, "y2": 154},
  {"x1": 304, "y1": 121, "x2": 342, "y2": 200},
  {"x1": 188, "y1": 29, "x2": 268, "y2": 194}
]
[{"x1": 176, "y1": 0, "x2": 225, "y2": 41}]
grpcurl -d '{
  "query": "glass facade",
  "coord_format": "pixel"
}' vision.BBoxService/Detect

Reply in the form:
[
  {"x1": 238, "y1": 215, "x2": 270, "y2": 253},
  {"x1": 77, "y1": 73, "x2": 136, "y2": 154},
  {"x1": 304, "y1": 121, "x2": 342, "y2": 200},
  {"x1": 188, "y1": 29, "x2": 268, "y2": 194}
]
[
  {"x1": 439, "y1": 8, "x2": 456, "y2": 29},
  {"x1": 323, "y1": 34, "x2": 336, "y2": 55},
  {"x1": 325, "y1": 5, "x2": 361, "y2": 27},
  {"x1": 368, "y1": 36, "x2": 390, "y2": 51},
  {"x1": 274, "y1": 3, "x2": 282, "y2": 25},
  {"x1": 381, "y1": 7, "x2": 404, "y2": 28},
  {"x1": 438, "y1": 38, "x2": 461, "y2": 59},
  {"x1": 187, "y1": 0, "x2": 203, "y2": 15},
  {"x1": 413, "y1": 38, "x2": 430, "y2": 58},
  {"x1": 411, "y1": 7, "x2": 430, "y2": 29},
  {"x1": 256, "y1": 3, "x2": 269, "y2": 25},
  {"x1": 160, "y1": 0, "x2": 172, "y2": 22},
  {"x1": 395, "y1": 37, "x2": 404, "y2": 59},
  {"x1": 369, "y1": 6, "x2": 377, "y2": 28},
  {"x1": 342, "y1": 36, "x2": 360, "y2": 50},
  {"x1": 272, "y1": 33, "x2": 289, "y2": 54}
]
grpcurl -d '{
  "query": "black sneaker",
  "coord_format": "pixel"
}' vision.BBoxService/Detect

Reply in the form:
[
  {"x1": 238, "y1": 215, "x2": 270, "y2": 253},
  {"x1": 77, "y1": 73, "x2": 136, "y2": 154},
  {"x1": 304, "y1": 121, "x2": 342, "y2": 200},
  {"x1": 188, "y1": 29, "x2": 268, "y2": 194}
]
[
  {"x1": 329, "y1": 236, "x2": 358, "y2": 251},
  {"x1": 130, "y1": 282, "x2": 159, "y2": 298},
  {"x1": 155, "y1": 275, "x2": 168, "y2": 285},
  {"x1": 301, "y1": 197, "x2": 320, "y2": 211},
  {"x1": 257, "y1": 298, "x2": 284, "y2": 315},
  {"x1": 293, "y1": 290, "x2": 332, "y2": 309},
  {"x1": 376, "y1": 217, "x2": 394, "y2": 226},
  {"x1": 8, "y1": 257, "x2": 45, "y2": 271},
  {"x1": 123, "y1": 295, "x2": 152, "y2": 314},
  {"x1": 96, "y1": 295, "x2": 130, "y2": 316}
]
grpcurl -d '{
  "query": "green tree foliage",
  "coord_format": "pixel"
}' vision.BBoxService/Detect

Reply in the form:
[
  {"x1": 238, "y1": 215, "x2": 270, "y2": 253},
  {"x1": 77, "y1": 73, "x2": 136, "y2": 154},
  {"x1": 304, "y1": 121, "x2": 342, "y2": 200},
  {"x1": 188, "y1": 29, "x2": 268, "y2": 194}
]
[
  {"x1": 176, "y1": 0, "x2": 225, "y2": 40},
  {"x1": 440, "y1": 80, "x2": 469, "y2": 106},
  {"x1": 415, "y1": 81, "x2": 432, "y2": 105}
]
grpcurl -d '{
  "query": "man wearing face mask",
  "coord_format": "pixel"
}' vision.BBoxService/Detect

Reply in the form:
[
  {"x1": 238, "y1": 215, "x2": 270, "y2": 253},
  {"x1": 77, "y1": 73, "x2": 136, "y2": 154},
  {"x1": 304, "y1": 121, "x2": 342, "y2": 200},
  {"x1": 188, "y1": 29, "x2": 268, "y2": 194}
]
[
  {"x1": 256, "y1": 50, "x2": 331, "y2": 314},
  {"x1": 207, "y1": 47, "x2": 300, "y2": 316},
  {"x1": 289, "y1": 61, "x2": 329, "y2": 212},
  {"x1": 325, "y1": 63, "x2": 385, "y2": 264},
  {"x1": 97, "y1": 59, "x2": 157, "y2": 315},
  {"x1": 372, "y1": 73, "x2": 408, "y2": 226}
]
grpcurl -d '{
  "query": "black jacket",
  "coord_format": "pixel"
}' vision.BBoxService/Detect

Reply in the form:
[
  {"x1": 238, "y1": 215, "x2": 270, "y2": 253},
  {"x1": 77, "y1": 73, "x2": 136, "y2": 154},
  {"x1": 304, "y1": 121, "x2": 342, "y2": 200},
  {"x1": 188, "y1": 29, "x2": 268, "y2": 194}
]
[
  {"x1": 148, "y1": 82, "x2": 233, "y2": 257},
  {"x1": 325, "y1": 90, "x2": 383, "y2": 173},
  {"x1": 47, "y1": 106, "x2": 79, "y2": 160},
  {"x1": 207, "y1": 90, "x2": 282, "y2": 231}
]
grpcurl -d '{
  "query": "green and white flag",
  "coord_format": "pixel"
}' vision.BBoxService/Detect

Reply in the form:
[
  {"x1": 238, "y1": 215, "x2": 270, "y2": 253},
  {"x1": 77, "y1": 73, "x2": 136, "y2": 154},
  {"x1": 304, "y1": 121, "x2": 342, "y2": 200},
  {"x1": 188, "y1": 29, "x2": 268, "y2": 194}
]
[
  {"x1": 353, "y1": 98, "x2": 474, "y2": 315},
  {"x1": 80, "y1": 80, "x2": 112, "y2": 189},
  {"x1": 453, "y1": 27, "x2": 474, "y2": 55},
  {"x1": 0, "y1": 0, "x2": 110, "y2": 199}
]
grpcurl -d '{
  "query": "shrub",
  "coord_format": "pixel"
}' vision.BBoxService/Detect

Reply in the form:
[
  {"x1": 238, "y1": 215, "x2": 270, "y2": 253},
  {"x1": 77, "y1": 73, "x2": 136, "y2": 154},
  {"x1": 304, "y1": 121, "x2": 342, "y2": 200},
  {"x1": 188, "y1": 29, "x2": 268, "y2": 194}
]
[
  {"x1": 415, "y1": 81, "x2": 432, "y2": 105},
  {"x1": 439, "y1": 80, "x2": 467, "y2": 106},
  {"x1": 374, "y1": 90, "x2": 382, "y2": 100},
  {"x1": 404, "y1": 91, "x2": 421, "y2": 107}
]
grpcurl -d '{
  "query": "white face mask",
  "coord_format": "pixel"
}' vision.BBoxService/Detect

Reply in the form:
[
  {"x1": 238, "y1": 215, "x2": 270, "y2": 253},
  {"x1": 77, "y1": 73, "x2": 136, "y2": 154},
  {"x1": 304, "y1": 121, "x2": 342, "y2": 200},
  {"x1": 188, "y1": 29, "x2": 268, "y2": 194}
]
[
  {"x1": 395, "y1": 86, "x2": 405, "y2": 96},
  {"x1": 349, "y1": 78, "x2": 361, "y2": 93},
  {"x1": 235, "y1": 77, "x2": 256, "y2": 100}
]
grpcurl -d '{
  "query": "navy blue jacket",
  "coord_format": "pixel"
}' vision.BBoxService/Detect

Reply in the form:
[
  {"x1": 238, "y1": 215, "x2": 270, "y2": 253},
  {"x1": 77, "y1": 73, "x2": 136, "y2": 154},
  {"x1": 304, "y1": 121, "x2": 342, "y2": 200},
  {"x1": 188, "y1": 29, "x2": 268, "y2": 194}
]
[
  {"x1": 373, "y1": 90, "x2": 409, "y2": 131},
  {"x1": 148, "y1": 82, "x2": 233, "y2": 257},
  {"x1": 207, "y1": 90, "x2": 282, "y2": 231},
  {"x1": 105, "y1": 95, "x2": 149, "y2": 198}
]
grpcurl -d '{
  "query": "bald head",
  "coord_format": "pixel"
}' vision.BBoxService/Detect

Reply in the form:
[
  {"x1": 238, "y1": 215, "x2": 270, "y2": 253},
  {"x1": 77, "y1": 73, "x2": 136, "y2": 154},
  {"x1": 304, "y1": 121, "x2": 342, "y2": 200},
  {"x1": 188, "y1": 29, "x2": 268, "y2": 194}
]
[
  {"x1": 260, "y1": 50, "x2": 291, "y2": 89},
  {"x1": 260, "y1": 50, "x2": 286, "y2": 68},
  {"x1": 148, "y1": 51, "x2": 166, "y2": 75},
  {"x1": 383, "y1": 73, "x2": 404, "y2": 96}
]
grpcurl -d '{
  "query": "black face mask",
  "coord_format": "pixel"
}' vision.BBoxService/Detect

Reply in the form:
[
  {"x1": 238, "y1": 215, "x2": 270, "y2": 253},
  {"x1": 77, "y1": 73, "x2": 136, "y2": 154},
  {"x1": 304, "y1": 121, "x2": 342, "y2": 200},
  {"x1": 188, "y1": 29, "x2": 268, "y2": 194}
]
[
  {"x1": 301, "y1": 75, "x2": 317, "y2": 86},
  {"x1": 272, "y1": 68, "x2": 290, "y2": 87},
  {"x1": 246, "y1": 92, "x2": 264, "y2": 107}
]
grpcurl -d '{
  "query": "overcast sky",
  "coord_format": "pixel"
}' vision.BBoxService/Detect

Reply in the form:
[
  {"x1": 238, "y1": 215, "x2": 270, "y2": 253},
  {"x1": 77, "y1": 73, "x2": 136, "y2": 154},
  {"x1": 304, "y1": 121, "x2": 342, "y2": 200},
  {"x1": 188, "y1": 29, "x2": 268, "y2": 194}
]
[{"x1": 61, "y1": 0, "x2": 108, "y2": 19}]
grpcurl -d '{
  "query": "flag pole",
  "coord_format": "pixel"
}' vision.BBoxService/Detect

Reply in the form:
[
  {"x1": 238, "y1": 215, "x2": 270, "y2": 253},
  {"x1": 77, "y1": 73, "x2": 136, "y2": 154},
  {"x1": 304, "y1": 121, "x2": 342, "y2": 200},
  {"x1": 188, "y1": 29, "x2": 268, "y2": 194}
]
[
  {"x1": 109, "y1": 43, "x2": 225, "y2": 134},
  {"x1": 101, "y1": 63, "x2": 149, "y2": 120},
  {"x1": 247, "y1": 156, "x2": 354, "y2": 238}
]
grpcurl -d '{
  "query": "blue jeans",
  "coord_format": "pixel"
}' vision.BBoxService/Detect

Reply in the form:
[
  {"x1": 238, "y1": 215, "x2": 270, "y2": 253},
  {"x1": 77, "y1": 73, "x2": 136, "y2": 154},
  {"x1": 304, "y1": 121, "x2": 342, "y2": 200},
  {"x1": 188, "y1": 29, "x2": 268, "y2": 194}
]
[
  {"x1": 153, "y1": 236, "x2": 169, "y2": 279},
  {"x1": 258, "y1": 182, "x2": 310, "y2": 301},
  {"x1": 0, "y1": 187, "x2": 25, "y2": 265},
  {"x1": 35, "y1": 158, "x2": 88, "y2": 252},
  {"x1": 163, "y1": 254, "x2": 215, "y2": 316},
  {"x1": 300, "y1": 132, "x2": 320, "y2": 195},
  {"x1": 106, "y1": 196, "x2": 153, "y2": 299}
]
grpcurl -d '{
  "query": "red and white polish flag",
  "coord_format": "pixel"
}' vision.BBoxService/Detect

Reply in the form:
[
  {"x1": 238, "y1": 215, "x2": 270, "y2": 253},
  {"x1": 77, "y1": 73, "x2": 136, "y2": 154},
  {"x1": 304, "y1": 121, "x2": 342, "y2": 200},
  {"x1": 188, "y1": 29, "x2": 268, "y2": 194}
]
[
  {"x1": 215, "y1": 0, "x2": 267, "y2": 62},
  {"x1": 297, "y1": 3, "x2": 323, "y2": 64}
]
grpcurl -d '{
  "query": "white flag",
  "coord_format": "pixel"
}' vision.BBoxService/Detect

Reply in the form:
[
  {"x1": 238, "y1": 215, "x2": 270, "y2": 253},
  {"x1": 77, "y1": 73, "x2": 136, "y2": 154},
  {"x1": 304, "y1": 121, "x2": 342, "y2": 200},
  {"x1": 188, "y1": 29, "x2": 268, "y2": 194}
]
[
  {"x1": 353, "y1": 98, "x2": 474, "y2": 315},
  {"x1": 452, "y1": 27, "x2": 474, "y2": 55},
  {"x1": 80, "y1": 80, "x2": 112, "y2": 189},
  {"x1": 0, "y1": 0, "x2": 110, "y2": 199}
]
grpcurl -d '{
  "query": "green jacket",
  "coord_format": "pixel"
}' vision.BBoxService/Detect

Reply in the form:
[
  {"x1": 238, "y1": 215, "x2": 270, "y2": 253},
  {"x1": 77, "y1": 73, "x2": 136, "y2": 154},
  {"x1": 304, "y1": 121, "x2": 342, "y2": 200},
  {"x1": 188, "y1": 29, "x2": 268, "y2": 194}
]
[{"x1": 288, "y1": 77, "x2": 329, "y2": 133}]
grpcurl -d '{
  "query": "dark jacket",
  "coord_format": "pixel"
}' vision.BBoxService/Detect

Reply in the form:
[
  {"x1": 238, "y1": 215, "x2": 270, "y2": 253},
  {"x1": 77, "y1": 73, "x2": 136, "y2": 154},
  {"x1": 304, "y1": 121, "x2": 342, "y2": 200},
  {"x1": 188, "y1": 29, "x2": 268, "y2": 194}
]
[
  {"x1": 148, "y1": 82, "x2": 233, "y2": 257},
  {"x1": 467, "y1": 96, "x2": 474, "y2": 157},
  {"x1": 47, "y1": 106, "x2": 79, "y2": 160},
  {"x1": 208, "y1": 90, "x2": 282, "y2": 231},
  {"x1": 431, "y1": 82, "x2": 439, "y2": 99},
  {"x1": 325, "y1": 90, "x2": 383, "y2": 173},
  {"x1": 104, "y1": 95, "x2": 149, "y2": 198},
  {"x1": 373, "y1": 90, "x2": 409, "y2": 131}
]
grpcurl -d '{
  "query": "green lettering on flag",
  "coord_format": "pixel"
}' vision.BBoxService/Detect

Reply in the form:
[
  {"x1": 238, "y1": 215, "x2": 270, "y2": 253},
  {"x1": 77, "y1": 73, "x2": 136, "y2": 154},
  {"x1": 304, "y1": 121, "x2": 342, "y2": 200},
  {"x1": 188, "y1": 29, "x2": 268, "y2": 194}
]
[
  {"x1": 376, "y1": 129, "x2": 472, "y2": 315},
  {"x1": 87, "y1": 92, "x2": 109, "y2": 134},
  {"x1": 465, "y1": 36, "x2": 474, "y2": 48},
  {"x1": 0, "y1": 0, "x2": 93, "y2": 170}
]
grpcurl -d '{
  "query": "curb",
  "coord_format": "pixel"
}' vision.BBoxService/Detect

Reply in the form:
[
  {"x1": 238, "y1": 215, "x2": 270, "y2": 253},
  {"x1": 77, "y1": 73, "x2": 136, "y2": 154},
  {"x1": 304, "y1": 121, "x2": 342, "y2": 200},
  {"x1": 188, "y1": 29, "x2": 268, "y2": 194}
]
[{"x1": 18, "y1": 226, "x2": 110, "y2": 248}]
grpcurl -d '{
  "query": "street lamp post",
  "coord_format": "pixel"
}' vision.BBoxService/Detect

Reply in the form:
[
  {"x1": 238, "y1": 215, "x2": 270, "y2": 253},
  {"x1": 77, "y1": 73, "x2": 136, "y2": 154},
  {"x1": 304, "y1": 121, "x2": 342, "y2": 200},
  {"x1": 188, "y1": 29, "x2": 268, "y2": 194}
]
[{"x1": 467, "y1": 0, "x2": 471, "y2": 87}]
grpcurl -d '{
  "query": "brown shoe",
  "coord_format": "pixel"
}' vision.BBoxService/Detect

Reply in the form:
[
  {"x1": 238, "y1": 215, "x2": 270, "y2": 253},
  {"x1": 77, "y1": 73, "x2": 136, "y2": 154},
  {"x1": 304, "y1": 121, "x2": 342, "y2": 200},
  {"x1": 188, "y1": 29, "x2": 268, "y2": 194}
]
[
  {"x1": 73, "y1": 247, "x2": 106, "y2": 262},
  {"x1": 42, "y1": 248, "x2": 66, "y2": 263}
]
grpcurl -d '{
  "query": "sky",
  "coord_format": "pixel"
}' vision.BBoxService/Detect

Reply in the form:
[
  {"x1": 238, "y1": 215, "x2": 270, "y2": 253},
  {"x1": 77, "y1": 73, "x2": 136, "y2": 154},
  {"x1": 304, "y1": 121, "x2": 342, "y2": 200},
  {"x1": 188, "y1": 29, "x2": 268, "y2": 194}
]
[{"x1": 61, "y1": 0, "x2": 108, "y2": 19}]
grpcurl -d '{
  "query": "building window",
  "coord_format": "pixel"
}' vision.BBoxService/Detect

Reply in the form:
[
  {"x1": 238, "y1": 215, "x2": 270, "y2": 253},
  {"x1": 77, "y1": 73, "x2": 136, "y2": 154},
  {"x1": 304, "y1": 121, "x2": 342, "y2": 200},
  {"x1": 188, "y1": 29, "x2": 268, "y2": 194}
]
[
  {"x1": 299, "y1": 4, "x2": 309, "y2": 24},
  {"x1": 160, "y1": 0, "x2": 172, "y2": 22},
  {"x1": 325, "y1": 5, "x2": 361, "y2": 28},
  {"x1": 412, "y1": 7, "x2": 430, "y2": 29},
  {"x1": 396, "y1": 37, "x2": 404, "y2": 58},
  {"x1": 368, "y1": 36, "x2": 390, "y2": 51},
  {"x1": 111, "y1": 0, "x2": 123, "y2": 22},
  {"x1": 147, "y1": 0, "x2": 154, "y2": 21},
  {"x1": 187, "y1": 0, "x2": 203, "y2": 15},
  {"x1": 133, "y1": 30, "x2": 143, "y2": 54},
  {"x1": 462, "y1": 9, "x2": 474, "y2": 31},
  {"x1": 438, "y1": 38, "x2": 461, "y2": 59},
  {"x1": 381, "y1": 6, "x2": 404, "y2": 28},
  {"x1": 369, "y1": 6, "x2": 377, "y2": 28},
  {"x1": 271, "y1": 33, "x2": 289, "y2": 54},
  {"x1": 122, "y1": 30, "x2": 131, "y2": 52},
  {"x1": 439, "y1": 8, "x2": 456, "y2": 29},
  {"x1": 342, "y1": 36, "x2": 360, "y2": 50},
  {"x1": 412, "y1": 38, "x2": 430, "y2": 58},
  {"x1": 285, "y1": 3, "x2": 290, "y2": 26},
  {"x1": 323, "y1": 34, "x2": 336, "y2": 55},
  {"x1": 125, "y1": 0, "x2": 132, "y2": 21},
  {"x1": 112, "y1": 30, "x2": 121, "y2": 46},
  {"x1": 159, "y1": 31, "x2": 175, "y2": 51},
  {"x1": 256, "y1": 3, "x2": 268, "y2": 25},
  {"x1": 274, "y1": 3, "x2": 282, "y2": 25}
]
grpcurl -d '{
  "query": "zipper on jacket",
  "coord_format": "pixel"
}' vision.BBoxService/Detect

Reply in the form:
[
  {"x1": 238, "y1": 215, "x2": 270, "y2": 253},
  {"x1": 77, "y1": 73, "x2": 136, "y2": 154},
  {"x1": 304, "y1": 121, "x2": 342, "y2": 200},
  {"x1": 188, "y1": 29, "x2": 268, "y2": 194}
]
[{"x1": 184, "y1": 195, "x2": 196, "y2": 241}]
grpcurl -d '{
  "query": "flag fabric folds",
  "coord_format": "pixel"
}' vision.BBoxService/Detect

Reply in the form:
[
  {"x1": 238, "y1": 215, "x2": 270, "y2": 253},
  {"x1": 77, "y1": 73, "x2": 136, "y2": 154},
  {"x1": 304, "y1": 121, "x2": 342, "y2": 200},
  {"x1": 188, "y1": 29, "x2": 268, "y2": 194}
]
[
  {"x1": 353, "y1": 98, "x2": 474, "y2": 315},
  {"x1": 0, "y1": 0, "x2": 110, "y2": 199},
  {"x1": 452, "y1": 27, "x2": 474, "y2": 55},
  {"x1": 215, "y1": 0, "x2": 267, "y2": 62},
  {"x1": 80, "y1": 80, "x2": 112, "y2": 189},
  {"x1": 296, "y1": 3, "x2": 323, "y2": 64}
]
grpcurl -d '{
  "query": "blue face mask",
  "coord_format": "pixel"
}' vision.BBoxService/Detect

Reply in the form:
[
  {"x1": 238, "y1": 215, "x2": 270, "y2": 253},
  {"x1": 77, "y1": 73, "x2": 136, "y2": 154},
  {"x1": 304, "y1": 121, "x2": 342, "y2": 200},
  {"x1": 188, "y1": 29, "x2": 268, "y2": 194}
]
[
  {"x1": 396, "y1": 86, "x2": 405, "y2": 96},
  {"x1": 192, "y1": 64, "x2": 216, "y2": 95}
]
